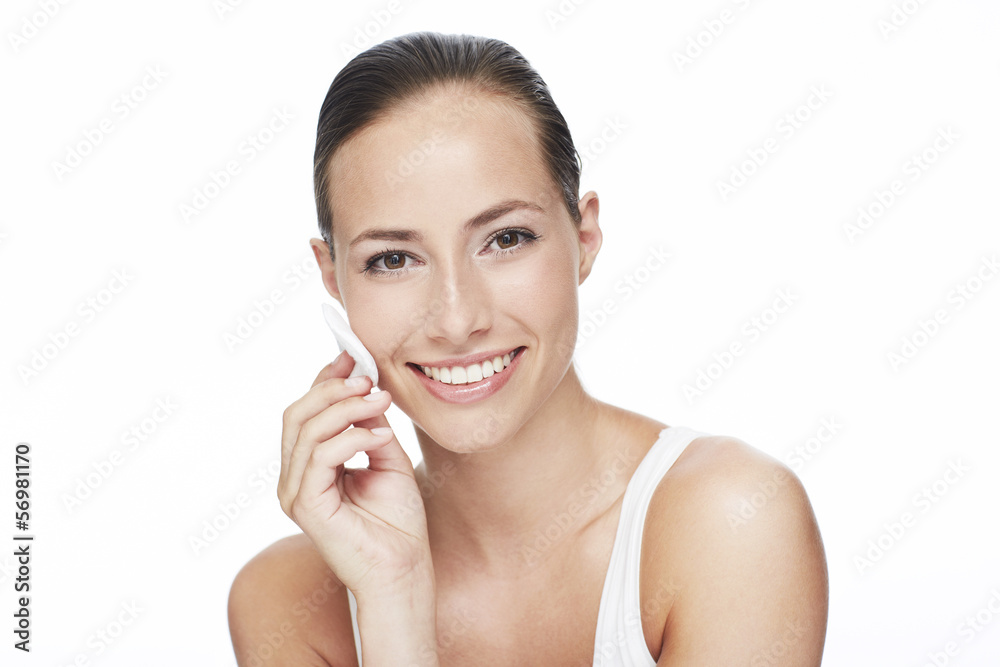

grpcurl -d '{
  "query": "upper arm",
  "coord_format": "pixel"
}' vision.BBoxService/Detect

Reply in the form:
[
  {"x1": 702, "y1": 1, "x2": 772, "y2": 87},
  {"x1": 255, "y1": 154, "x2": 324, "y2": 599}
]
[
  {"x1": 228, "y1": 533, "x2": 359, "y2": 667},
  {"x1": 652, "y1": 437, "x2": 829, "y2": 666}
]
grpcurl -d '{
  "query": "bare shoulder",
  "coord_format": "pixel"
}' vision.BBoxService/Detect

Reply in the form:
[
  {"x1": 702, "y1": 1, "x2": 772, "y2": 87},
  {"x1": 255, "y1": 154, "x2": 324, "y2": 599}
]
[
  {"x1": 643, "y1": 433, "x2": 829, "y2": 665},
  {"x1": 655, "y1": 433, "x2": 819, "y2": 531},
  {"x1": 228, "y1": 532, "x2": 358, "y2": 667}
]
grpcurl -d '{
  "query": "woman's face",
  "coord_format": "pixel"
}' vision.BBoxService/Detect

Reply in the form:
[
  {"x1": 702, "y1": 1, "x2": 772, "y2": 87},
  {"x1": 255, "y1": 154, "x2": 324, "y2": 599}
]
[{"x1": 316, "y1": 85, "x2": 601, "y2": 452}]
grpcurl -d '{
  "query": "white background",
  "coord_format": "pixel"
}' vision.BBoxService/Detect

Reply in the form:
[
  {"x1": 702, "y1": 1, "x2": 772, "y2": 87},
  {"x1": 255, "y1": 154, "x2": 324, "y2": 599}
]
[{"x1": 2, "y1": 0, "x2": 999, "y2": 664}]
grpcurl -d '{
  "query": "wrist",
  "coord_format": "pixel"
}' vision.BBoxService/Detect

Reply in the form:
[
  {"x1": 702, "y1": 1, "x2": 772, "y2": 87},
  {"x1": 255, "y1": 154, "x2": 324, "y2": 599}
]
[
  {"x1": 355, "y1": 575, "x2": 440, "y2": 667},
  {"x1": 355, "y1": 566, "x2": 436, "y2": 605},
  {"x1": 354, "y1": 557, "x2": 436, "y2": 601}
]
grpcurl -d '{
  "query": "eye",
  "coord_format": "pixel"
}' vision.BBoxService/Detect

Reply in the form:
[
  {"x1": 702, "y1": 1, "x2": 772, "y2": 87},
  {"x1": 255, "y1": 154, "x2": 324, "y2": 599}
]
[
  {"x1": 487, "y1": 228, "x2": 539, "y2": 254},
  {"x1": 362, "y1": 249, "x2": 415, "y2": 276}
]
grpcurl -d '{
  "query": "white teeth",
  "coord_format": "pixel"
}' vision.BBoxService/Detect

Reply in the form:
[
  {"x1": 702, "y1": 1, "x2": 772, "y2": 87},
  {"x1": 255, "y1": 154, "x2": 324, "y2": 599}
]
[
  {"x1": 467, "y1": 363, "x2": 483, "y2": 383},
  {"x1": 418, "y1": 349, "x2": 519, "y2": 386}
]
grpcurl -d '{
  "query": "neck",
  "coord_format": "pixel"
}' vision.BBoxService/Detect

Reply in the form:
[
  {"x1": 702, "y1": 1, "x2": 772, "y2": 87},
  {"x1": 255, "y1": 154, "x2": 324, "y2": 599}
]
[{"x1": 413, "y1": 363, "x2": 652, "y2": 578}]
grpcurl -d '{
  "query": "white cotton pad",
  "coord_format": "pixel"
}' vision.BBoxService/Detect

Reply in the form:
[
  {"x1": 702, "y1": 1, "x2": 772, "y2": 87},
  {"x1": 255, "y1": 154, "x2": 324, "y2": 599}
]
[{"x1": 322, "y1": 303, "x2": 379, "y2": 386}]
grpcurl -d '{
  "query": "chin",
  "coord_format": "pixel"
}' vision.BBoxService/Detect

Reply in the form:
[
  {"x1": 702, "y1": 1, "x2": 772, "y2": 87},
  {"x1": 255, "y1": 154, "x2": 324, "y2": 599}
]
[{"x1": 413, "y1": 413, "x2": 515, "y2": 453}]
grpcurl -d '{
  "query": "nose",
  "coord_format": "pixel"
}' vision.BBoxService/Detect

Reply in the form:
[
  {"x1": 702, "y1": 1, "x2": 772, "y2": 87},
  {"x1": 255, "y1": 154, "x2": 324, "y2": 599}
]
[{"x1": 421, "y1": 260, "x2": 492, "y2": 346}]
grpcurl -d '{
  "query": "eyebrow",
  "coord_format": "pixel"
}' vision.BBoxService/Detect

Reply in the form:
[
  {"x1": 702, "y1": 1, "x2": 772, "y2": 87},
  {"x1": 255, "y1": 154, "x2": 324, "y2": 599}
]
[{"x1": 347, "y1": 199, "x2": 545, "y2": 250}]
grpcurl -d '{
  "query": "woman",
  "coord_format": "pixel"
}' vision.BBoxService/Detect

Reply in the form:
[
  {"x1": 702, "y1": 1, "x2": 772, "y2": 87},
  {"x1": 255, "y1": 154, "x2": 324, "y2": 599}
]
[{"x1": 228, "y1": 31, "x2": 828, "y2": 666}]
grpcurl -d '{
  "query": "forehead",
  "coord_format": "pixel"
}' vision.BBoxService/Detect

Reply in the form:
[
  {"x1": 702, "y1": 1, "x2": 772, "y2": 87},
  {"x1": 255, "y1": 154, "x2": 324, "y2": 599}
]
[{"x1": 326, "y1": 85, "x2": 556, "y2": 240}]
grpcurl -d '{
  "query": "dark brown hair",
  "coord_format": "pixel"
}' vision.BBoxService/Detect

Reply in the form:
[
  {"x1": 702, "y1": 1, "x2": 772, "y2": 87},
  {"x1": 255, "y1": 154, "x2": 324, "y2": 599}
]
[{"x1": 312, "y1": 31, "x2": 582, "y2": 259}]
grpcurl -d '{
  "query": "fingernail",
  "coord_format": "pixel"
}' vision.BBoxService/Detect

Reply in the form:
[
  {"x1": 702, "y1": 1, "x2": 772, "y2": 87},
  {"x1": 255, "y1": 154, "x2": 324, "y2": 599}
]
[
  {"x1": 345, "y1": 376, "x2": 366, "y2": 386},
  {"x1": 333, "y1": 350, "x2": 347, "y2": 364},
  {"x1": 371, "y1": 427, "x2": 393, "y2": 437},
  {"x1": 363, "y1": 390, "x2": 385, "y2": 401}
]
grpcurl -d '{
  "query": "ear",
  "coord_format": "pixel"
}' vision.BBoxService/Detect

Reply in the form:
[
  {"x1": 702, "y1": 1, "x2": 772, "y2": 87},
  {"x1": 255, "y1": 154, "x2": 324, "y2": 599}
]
[
  {"x1": 309, "y1": 238, "x2": 344, "y2": 305},
  {"x1": 576, "y1": 190, "x2": 602, "y2": 285}
]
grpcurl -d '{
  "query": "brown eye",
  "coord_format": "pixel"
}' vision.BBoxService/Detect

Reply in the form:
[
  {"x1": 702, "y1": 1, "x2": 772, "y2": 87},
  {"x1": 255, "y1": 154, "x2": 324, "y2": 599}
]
[
  {"x1": 385, "y1": 253, "x2": 405, "y2": 269},
  {"x1": 496, "y1": 231, "x2": 519, "y2": 250}
]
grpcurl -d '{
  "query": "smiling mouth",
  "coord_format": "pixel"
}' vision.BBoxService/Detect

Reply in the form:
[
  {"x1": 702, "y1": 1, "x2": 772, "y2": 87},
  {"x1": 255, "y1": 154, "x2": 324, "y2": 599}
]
[{"x1": 408, "y1": 346, "x2": 525, "y2": 385}]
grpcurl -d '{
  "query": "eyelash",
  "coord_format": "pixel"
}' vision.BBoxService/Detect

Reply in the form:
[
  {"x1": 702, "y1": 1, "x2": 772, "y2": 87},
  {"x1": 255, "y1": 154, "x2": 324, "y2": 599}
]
[{"x1": 361, "y1": 228, "x2": 541, "y2": 277}]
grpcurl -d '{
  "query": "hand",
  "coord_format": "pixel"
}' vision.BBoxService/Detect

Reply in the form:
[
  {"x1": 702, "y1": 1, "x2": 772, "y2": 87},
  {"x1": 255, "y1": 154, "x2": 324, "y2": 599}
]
[{"x1": 278, "y1": 352, "x2": 434, "y2": 597}]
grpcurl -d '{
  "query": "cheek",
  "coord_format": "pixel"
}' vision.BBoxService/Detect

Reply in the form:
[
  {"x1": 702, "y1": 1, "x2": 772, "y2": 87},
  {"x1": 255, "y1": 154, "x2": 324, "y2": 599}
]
[
  {"x1": 341, "y1": 284, "x2": 413, "y2": 367},
  {"x1": 516, "y1": 258, "x2": 576, "y2": 317},
  {"x1": 498, "y1": 243, "x2": 580, "y2": 346}
]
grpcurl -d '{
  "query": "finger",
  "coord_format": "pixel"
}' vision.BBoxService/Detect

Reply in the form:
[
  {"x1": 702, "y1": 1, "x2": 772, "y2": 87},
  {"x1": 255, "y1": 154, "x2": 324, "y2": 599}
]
[
  {"x1": 281, "y1": 373, "x2": 372, "y2": 477},
  {"x1": 282, "y1": 390, "x2": 394, "y2": 507},
  {"x1": 295, "y1": 426, "x2": 392, "y2": 521},
  {"x1": 284, "y1": 353, "x2": 356, "y2": 475},
  {"x1": 353, "y1": 392, "x2": 415, "y2": 477}
]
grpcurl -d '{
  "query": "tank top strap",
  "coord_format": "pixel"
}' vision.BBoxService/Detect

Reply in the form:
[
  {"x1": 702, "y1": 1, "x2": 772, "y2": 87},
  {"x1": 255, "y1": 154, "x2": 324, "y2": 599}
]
[
  {"x1": 592, "y1": 425, "x2": 712, "y2": 666},
  {"x1": 348, "y1": 587, "x2": 362, "y2": 664}
]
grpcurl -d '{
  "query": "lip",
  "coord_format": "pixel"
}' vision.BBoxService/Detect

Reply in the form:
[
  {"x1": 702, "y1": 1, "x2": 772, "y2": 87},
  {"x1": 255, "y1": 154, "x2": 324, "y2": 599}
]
[{"x1": 408, "y1": 346, "x2": 525, "y2": 404}]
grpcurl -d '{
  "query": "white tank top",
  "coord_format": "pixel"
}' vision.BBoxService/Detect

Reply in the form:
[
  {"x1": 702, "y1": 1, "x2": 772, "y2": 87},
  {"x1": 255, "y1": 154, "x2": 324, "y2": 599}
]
[{"x1": 346, "y1": 425, "x2": 708, "y2": 666}]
